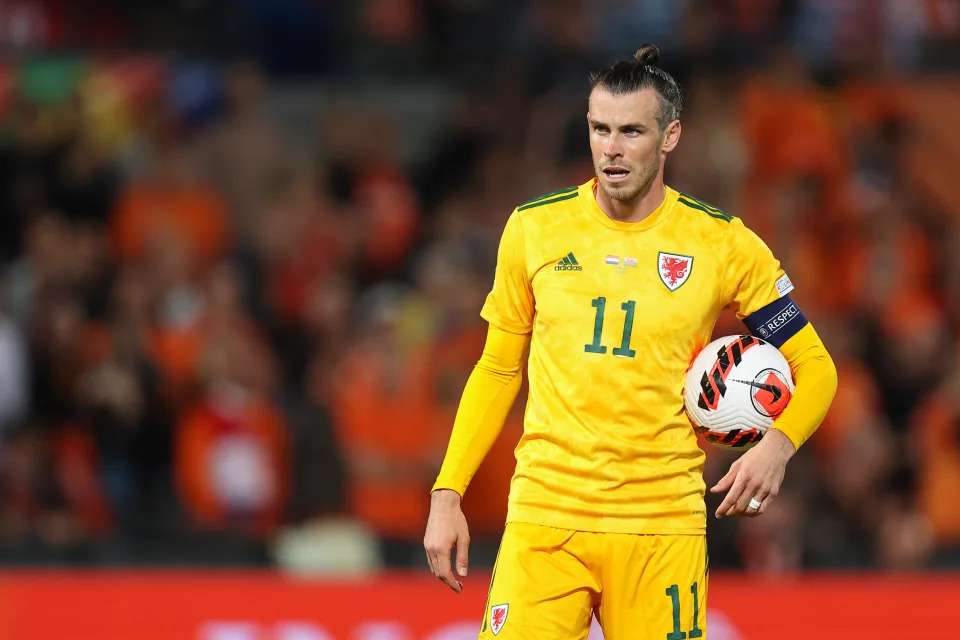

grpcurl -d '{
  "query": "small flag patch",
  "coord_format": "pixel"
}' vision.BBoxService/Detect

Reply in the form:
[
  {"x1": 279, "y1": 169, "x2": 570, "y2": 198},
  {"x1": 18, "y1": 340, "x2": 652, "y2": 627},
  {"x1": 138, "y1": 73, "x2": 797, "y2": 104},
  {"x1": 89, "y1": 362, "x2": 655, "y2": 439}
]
[
  {"x1": 605, "y1": 255, "x2": 619, "y2": 265},
  {"x1": 775, "y1": 273, "x2": 794, "y2": 297},
  {"x1": 623, "y1": 257, "x2": 638, "y2": 267}
]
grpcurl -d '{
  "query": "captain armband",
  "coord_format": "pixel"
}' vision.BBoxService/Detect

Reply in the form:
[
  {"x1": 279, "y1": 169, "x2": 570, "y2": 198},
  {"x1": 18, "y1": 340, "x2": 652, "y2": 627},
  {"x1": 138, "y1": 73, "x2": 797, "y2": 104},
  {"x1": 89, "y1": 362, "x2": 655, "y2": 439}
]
[{"x1": 742, "y1": 294, "x2": 809, "y2": 348}]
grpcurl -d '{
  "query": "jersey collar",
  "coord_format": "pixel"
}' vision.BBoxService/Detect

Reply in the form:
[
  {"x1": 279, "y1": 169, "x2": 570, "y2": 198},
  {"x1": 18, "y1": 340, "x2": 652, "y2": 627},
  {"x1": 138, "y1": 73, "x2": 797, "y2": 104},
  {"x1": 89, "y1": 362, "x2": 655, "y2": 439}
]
[{"x1": 579, "y1": 178, "x2": 679, "y2": 232}]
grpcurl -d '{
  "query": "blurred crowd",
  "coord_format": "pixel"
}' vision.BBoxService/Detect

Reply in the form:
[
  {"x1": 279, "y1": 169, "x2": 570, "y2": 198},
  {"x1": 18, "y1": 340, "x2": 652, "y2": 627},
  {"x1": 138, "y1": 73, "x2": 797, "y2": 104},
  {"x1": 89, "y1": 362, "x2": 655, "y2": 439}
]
[{"x1": 0, "y1": 0, "x2": 958, "y2": 572}]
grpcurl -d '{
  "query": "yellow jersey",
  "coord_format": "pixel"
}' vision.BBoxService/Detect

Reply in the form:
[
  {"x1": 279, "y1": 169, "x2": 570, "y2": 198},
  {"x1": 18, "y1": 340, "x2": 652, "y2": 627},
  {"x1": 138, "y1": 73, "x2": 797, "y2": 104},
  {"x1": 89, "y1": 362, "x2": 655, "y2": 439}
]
[{"x1": 481, "y1": 178, "x2": 790, "y2": 534}]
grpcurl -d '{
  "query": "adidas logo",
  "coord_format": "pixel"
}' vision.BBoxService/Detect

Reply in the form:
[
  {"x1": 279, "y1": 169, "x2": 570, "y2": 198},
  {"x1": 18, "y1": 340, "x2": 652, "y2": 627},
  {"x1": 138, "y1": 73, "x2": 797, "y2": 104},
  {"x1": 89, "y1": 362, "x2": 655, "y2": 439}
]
[{"x1": 555, "y1": 252, "x2": 582, "y2": 272}]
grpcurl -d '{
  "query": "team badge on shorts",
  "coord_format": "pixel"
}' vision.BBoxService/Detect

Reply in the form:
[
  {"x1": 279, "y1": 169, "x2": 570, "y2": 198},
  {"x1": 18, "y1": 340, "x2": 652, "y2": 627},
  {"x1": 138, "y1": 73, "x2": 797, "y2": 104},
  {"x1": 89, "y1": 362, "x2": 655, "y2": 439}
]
[
  {"x1": 490, "y1": 603, "x2": 509, "y2": 635},
  {"x1": 658, "y1": 252, "x2": 693, "y2": 291}
]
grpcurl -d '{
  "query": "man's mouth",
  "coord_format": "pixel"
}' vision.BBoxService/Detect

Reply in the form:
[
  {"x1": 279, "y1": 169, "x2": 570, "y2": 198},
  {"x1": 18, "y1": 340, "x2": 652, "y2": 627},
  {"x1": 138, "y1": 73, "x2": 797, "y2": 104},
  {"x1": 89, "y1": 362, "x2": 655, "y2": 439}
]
[{"x1": 602, "y1": 167, "x2": 630, "y2": 182}]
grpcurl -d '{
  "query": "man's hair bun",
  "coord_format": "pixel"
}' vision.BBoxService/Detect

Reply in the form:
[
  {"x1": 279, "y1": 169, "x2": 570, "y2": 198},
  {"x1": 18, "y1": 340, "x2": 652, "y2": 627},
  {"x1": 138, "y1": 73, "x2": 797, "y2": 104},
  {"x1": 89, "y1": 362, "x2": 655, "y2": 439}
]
[{"x1": 634, "y1": 44, "x2": 660, "y2": 66}]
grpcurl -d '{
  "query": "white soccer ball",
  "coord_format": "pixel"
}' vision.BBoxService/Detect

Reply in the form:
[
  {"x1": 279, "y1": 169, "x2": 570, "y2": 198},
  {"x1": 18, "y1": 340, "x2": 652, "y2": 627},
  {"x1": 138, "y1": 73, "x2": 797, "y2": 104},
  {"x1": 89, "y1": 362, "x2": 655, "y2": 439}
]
[{"x1": 683, "y1": 335, "x2": 795, "y2": 450}]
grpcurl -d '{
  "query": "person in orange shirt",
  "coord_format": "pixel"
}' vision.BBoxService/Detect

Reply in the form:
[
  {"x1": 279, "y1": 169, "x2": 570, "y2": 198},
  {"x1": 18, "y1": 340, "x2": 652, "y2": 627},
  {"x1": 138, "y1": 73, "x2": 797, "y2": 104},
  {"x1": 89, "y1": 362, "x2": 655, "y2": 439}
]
[
  {"x1": 175, "y1": 385, "x2": 289, "y2": 537},
  {"x1": 174, "y1": 297, "x2": 288, "y2": 537},
  {"x1": 913, "y1": 363, "x2": 960, "y2": 546},
  {"x1": 330, "y1": 286, "x2": 447, "y2": 561},
  {"x1": 111, "y1": 136, "x2": 231, "y2": 265}
]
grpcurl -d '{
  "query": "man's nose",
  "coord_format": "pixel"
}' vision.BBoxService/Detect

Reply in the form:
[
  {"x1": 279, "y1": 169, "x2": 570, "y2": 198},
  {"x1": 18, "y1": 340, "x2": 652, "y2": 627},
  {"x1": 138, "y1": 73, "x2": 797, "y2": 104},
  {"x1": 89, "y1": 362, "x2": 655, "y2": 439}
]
[{"x1": 604, "y1": 135, "x2": 622, "y2": 158}]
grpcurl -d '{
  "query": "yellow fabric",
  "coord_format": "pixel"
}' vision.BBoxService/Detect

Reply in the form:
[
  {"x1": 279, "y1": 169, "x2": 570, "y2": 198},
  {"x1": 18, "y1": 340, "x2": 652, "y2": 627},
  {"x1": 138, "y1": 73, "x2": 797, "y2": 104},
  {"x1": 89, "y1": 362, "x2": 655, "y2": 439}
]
[
  {"x1": 432, "y1": 326, "x2": 529, "y2": 495},
  {"x1": 770, "y1": 323, "x2": 838, "y2": 449},
  {"x1": 464, "y1": 178, "x2": 792, "y2": 534},
  {"x1": 478, "y1": 522, "x2": 707, "y2": 639}
]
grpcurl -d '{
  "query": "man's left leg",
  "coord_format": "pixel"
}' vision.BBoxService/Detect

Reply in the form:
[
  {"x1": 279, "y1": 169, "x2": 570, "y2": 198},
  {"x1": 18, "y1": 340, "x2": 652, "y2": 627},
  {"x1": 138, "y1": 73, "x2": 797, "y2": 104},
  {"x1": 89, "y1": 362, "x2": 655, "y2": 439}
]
[{"x1": 597, "y1": 534, "x2": 708, "y2": 640}]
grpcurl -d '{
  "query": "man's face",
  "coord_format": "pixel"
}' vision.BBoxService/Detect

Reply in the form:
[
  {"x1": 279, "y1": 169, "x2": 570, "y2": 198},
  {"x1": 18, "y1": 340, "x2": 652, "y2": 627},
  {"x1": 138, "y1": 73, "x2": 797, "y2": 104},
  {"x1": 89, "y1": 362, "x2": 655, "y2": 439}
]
[{"x1": 587, "y1": 87, "x2": 679, "y2": 203}]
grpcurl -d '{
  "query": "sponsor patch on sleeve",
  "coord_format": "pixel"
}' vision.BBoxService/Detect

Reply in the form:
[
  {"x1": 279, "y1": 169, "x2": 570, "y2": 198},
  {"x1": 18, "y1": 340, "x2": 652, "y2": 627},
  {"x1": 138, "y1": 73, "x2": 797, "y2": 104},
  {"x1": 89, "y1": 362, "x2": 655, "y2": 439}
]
[
  {"x1": 775, "y1": 273, "x2": 794, "y2": 298},
  {"x1": 743, "y1": 294, "x2": 809, "y2": 348}
]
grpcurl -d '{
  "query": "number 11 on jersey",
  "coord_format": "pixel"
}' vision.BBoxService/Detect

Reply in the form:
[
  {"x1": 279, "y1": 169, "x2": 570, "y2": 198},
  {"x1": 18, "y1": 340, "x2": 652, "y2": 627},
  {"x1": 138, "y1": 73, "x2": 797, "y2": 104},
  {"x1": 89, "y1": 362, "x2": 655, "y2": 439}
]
[{"x1": 584, "y1": 297, "x2": 637, "y2": 358}]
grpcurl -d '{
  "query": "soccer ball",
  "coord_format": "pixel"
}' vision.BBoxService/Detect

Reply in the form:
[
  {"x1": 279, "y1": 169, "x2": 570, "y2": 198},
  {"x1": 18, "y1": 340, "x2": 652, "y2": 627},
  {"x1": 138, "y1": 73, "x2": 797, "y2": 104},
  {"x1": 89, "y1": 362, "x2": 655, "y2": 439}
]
[{"x1": 683, "y1": 335, "x2": 794, "y2": 450}]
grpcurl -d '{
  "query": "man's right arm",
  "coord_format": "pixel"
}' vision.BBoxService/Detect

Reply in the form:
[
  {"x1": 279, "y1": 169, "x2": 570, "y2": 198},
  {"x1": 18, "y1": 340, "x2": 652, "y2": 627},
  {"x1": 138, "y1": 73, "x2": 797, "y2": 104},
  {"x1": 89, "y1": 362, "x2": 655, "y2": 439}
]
[
  {"x1": 432, "y1": 323, "x2": 529, "y2": 495},
  {"x1": 426, "y1": 208, "x2": 533, "y2": 592},
  {"x1": 434, "y1": 207, "x2": 533, "y2": 494},
  {"x1": 424, "y1": 323, "x2": 529, "y2": 592}
]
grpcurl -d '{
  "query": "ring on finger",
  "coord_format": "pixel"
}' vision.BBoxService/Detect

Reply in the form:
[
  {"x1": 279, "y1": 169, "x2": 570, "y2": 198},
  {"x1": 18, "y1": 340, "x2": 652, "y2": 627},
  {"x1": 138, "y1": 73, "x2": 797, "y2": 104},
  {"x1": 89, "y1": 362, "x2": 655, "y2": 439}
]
[{"x1": 748, "y1": 497, "x2": 762, "y2": 511}]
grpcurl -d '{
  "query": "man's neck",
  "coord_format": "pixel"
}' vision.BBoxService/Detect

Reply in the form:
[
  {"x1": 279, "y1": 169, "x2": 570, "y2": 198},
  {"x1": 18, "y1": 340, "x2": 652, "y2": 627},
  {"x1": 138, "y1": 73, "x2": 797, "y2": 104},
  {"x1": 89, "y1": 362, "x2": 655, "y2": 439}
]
[{"x1": 595, "y1": 174, "x2": 667, "y2": 224}]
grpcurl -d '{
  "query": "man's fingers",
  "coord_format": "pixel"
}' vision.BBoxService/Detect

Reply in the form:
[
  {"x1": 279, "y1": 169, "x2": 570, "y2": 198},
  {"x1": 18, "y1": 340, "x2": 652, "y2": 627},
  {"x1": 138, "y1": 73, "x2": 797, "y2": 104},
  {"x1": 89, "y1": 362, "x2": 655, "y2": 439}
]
[
  {"x1": 733, "y1": 483, "x2": 763, "y2": 515},
  {"x1": 448, "y1": 575, "x2": 464, "y2": 593},
  {"x1": 423, "y1": 495, "x2": 469, "y2": 593},
  {"x1": 425, "y1": 549, "x2": 437, "y2": 576},
  {"x1": 726, "y1": 477, "x2": 760, "y2": 517},
  {"x1": 750, "y1": 485, "x2": 778, "y2": 517},
  {"x1": 424, "y1": 538, "x2": 447, "y2": 578},
  {"x1": 431, "y1": 551, "x2": 446, "y2": 579},
  {"x1": 732, "y1": 485, "x2": 767, "y2": 518},
  {"x1": 435, "y1": 543, "x2": 453, "y2": 579},
  {"x1": 456, "y1": 532, "x2": 470, "y2": 577},
  {"x1": 424, "y1": 536, "x2": 444, "y2": 577},
  {"x1": 715, "y1": 471, "x2": 746, "y2": 518},
  {"x1": 710, "y1": 459, "x2": 740, "y2": 494},
  {"x1": 439, "y1": 567, "x2": 463, "y2": 593},
  {"x1": 433, "y1": 545, "x2": 462, "y2": 593}
]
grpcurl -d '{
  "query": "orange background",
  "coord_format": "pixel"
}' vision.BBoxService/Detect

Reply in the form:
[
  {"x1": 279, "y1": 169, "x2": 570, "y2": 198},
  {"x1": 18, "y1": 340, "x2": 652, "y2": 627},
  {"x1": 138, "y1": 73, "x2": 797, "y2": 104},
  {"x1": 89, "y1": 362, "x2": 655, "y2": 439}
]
[{"x1": 0, "y1": 572, "x2": 956, "y2": 639}]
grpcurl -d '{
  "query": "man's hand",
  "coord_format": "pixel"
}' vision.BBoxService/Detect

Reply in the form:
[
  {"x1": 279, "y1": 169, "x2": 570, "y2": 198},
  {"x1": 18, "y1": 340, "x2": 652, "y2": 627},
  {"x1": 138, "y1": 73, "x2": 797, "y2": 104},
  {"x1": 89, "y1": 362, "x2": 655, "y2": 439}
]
[
  {"x1": 424, "y1": 489, "x2": 470, "y2": 593},
  {"x1": 711, "y1": 428, "x2": 796, "y2": 518}
]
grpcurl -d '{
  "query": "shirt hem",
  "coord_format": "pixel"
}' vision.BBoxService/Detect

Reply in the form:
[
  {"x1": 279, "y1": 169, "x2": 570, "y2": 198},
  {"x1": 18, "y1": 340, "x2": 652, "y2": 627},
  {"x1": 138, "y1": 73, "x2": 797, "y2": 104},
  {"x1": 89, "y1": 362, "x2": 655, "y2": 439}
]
[{"x1": 506, "y1": 507, "x2": 706, "y2": 535}]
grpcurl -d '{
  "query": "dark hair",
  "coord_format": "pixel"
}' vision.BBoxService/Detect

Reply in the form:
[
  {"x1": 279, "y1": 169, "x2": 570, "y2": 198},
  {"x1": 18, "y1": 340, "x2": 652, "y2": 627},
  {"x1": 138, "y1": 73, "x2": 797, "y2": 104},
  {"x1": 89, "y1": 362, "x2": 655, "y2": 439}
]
[{"x1": 589, "y1": 44, "x2": 683, "y2": 132}]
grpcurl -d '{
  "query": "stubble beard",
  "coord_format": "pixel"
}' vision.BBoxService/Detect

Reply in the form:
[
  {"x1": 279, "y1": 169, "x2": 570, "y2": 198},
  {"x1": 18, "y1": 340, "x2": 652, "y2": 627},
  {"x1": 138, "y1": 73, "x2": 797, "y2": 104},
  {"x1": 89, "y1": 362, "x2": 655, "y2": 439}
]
[{"x1": 598, "y1": 147, "x2": 662, "y2": 205}]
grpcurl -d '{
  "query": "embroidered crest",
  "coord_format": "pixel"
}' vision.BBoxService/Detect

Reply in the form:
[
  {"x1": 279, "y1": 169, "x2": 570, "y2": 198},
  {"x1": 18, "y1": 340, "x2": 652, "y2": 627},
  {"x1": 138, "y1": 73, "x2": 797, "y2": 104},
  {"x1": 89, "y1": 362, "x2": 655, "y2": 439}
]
[
  {"x1": 490, "y1": 604, "x2": 509, "y2": 635},
  {"x1": 658, "y1": 252, "x2": 693, "y2": 291}
]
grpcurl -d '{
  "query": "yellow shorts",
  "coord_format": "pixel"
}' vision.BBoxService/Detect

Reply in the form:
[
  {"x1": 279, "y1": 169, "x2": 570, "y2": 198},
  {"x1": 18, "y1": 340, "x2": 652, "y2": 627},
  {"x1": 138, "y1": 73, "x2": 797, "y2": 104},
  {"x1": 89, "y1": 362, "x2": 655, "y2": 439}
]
[{"x1": 478, "y1": 522, "x2": 708, "y2": 640}]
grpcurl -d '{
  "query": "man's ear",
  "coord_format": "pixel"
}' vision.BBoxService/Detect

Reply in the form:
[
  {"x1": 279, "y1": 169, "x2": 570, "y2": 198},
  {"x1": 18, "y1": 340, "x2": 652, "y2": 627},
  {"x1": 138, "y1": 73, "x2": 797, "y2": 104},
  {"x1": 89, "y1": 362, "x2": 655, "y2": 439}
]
[{"x1": 662, "y1": 120, "x2": 681, "y2": 153}]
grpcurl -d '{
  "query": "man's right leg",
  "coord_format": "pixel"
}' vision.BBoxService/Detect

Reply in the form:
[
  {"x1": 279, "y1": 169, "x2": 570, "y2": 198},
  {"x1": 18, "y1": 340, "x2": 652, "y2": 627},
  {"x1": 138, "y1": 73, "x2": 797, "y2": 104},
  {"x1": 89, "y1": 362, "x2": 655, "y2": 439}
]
[{"x1": 478, "y1": 522, "x2": 598, "y2": 639}]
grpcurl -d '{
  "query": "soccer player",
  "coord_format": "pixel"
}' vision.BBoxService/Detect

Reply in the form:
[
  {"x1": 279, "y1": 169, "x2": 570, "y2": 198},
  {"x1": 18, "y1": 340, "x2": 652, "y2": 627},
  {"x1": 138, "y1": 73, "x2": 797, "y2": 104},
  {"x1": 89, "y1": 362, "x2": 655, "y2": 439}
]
[{"x1": 423, "y1": 45, "x2": 838, "y2": 639}]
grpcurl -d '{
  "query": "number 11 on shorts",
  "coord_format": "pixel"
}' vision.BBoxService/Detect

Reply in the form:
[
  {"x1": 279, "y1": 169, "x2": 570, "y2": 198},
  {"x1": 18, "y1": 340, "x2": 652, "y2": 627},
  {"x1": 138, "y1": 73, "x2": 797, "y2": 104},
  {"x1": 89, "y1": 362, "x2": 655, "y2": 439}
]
[{"x1": 665, "y1": 582, "x2": 703, "y2": 639}]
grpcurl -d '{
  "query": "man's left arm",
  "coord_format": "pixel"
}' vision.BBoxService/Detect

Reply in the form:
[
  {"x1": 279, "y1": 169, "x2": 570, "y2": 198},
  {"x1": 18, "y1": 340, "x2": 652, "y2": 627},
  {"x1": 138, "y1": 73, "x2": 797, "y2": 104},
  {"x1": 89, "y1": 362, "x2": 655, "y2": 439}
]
[
  {"x1": 767, "y1": 323, "x2": 839, "y2": 450},
  {"x1": 715, "y1": 218, "x2": 838, "y2": 517},
  {"x1": 713, "y1": 315, "x2": 838, "y2": 518}
]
